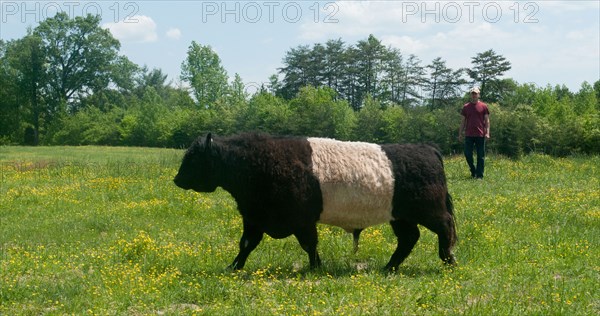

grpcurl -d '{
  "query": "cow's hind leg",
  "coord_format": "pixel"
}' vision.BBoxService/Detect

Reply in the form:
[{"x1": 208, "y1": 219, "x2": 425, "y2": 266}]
[
  {"x1": 228, "y1": 219, "x2": 264, "y2": 270},
  {"x1": 294, "y1": 225, "x2": 322, "y2": 269},
  {"x1": 436, "y1": 213, "x2": 457, "y2": 265},
  {"x1": 384, "y1": 220, "x2": 420, "y2": 272},
  {"x1": 421, "y1": 213, "x2": 457, "y2": 265},
  {"x1": 352, "y1": 229, "x2": 363, "y2": 254}
]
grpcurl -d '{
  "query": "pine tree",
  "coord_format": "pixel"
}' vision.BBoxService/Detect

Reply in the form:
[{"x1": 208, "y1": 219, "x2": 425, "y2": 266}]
[{"x1": 467, "y1": 49, "x2": 511, "y2": 100}]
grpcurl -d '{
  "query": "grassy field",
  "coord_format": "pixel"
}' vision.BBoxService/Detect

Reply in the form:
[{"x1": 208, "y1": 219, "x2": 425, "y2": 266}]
[{"x1": 0, "y1": 146, "x2": 598, "y2": 315}]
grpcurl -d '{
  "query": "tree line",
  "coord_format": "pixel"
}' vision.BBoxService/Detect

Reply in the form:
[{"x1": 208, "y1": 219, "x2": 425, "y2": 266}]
[
  {"x1": 1, "y1": 13, "x2": 598, "y2": 157},
  {"x1": 273, "y1": 35, "x2": 510, "y2": 111}
]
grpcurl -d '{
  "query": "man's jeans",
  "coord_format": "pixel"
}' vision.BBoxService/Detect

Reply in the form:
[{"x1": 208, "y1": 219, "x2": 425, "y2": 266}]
[{"x1": 464, "y1": 136, "x2": 486, "y2": 178}]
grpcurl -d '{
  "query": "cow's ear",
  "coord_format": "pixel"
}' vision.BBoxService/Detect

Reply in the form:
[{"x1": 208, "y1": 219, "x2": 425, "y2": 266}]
[{"x1": 205, "y1": 133, "x2": 213, "y2": 150}]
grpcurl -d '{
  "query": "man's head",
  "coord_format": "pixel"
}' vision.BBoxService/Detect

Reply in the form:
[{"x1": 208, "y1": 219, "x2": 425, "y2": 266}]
[{"x1": 469, "y1": 87, "x2": 480, "y2": 102}]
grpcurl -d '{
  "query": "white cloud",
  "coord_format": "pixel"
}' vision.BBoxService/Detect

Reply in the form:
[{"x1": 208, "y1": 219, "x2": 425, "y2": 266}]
[
  {"x1": 381, "y1": 35, "x2": 427, "y2": 55},
  {"x1": 542, "y1": 1, "x2": 600, "y2": 12},
  {"x1": 103, "y1": 15, "x2": 158, "y2": 43},
  {"x1": 566, "y1": 30, "x2": 584, "y2": 40},
  {"x1": 166, "y1": 28, "x2": 182, "y2": 40},
  {"x1": 299, "y1": 1, "x2": 431, "y2": 41},
  {"x1": 378, "y1": 21, "x2": 514, "y2": 66}
]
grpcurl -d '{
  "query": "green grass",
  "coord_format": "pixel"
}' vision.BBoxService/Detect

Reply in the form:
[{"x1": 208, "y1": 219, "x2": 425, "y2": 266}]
[{"x1": 1, "y1": 146, "x2": 598, "y2": 315}]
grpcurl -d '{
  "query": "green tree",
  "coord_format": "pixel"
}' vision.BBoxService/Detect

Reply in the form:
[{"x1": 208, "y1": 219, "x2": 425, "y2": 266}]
[
  {"x1": 355, "y1": 96, "x2": 387, "y2": 142},
  {"x1": 486, "y1": 78, "x2": 518, "y2": 104},
  {"x1": 573, "y1": 82, "x2": 600, "y2": 154},
  {"x1": 237, "y1": 92, "x2": 292, "y2": 134},
  {"x1": 399, "y1": 54, "x2": 425, "y2": 108},
  {"x1": 278, "y1": 44, "x2": 313, "y2": 99},
  {"x1": 134, "y1": 66, "x2": 193, "y2": 110},
  {"x1": 0, "y1": 40, "x2": 22, "y2": 143},
  {"x1": 4, "y1": 34, "x2": 46, "y2": 144},
  {"x1": 573, "y1": 81, "x2": 597, "y2": 115},
  {"x1": 593, "y1": 80, "x2": 600, "y2": 109},
  {"x1": 267, "y1": 74, "x2": 282, "y2": 96},
  {"x1": 380, "y1": 105, "x2": 407, "y2": 143},
  {"x1": 467, "y1": 49, "x2": 511, "y2": 101},
  {"x1": 48, "y1": 106, "x2": 124, "y2": 146},
  {"x1": 354, "y1": 35, "x2": 387, "y2": 103},
  {"x1": 322, "y1": 39, "x2": 347, "y2": 92},
  {"x1": 277, "y1": 35, "x2": 424, "y2": 110},
  {"x1": 110, "y1": 56, "x2": 140, "y2": 95},
  {"x1": 424, "y1": 57, "x2": 466, "y2": 110},
  {"x1": 80, "y1": 56, "x2": 139, "y2": 112},
  {"x1": 228, "y1": 73, "x2": 248, "y2": 107},
  {"x1": 379, "y1": 47, "x2": 405, "y2": 105},
  {"x1": 135, "y1": 66, "x2": 170, "y2": 99},
  {"x1": 181, "y1": 41, "x2": 229, "y2": 107},
  {"x1": 339, "y1": 45, "x2": 361, "y2": 109},
  {"x1": 491, "y1": 104, "x2": 524, "y2": 159},
  {"x1": 289, "y1": 86, "x2": 355, "y2": 139},
  {"x1": 34, "y1": 12, "x2": 120, "y2": 113},
  {"x1": 498, "y1": 79, "x2": 531, "y2": 108},
  {"x1": 119, "y1": 87, "x2": 165, "y2": 146}
]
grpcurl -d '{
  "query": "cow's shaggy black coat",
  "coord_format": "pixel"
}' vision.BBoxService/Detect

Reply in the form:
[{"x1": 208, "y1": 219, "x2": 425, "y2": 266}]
[{"x1": 174, "y1": 133, "x2": 457, "y2": 271}]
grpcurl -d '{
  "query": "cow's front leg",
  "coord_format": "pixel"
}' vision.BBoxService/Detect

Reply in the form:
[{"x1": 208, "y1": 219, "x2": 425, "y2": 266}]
[
  {"x1": 228, "y1": 219, "x2": 263, "y2": 270},
  {"x1": 294, "y1": 224, "x2": 321, "y2": 269}
]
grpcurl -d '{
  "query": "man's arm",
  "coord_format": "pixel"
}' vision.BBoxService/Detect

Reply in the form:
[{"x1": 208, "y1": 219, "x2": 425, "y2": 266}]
[
  {"x1": 484, "y1": 114, "x2": 490, "y2": 139},
  {"x1": 459, "y1": 116, "x2": 466, "y2": 141}
]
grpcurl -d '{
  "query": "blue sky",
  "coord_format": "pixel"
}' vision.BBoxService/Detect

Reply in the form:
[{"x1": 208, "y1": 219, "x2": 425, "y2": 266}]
[{"x1": 2, "y1": 1, "x2": 599, "y2": 94}]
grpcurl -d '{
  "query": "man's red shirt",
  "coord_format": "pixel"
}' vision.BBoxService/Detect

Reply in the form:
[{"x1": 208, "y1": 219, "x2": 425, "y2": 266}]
[{"x1": 461, "y1": 101, "x2": 489, "y2": 137}]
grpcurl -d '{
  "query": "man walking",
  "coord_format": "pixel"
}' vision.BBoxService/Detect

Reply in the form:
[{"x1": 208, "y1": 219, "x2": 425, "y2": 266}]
[{"x1": 459, "y1": 87, "x2": 490, "y2": 179}]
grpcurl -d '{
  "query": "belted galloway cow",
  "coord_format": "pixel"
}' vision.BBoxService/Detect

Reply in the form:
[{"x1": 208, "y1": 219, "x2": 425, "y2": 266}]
[{"x1": 174, "y1": 133, "x2": 457, "y2": 271}]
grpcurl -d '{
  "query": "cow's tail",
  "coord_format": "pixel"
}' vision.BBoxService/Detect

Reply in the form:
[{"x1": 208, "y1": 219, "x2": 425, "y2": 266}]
[{"x1": 446, "y1": 192, "x2": 454, "y2": 216}]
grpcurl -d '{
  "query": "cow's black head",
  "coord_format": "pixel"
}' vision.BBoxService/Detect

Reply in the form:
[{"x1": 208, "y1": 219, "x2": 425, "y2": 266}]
[{"x1": 173, "y1": 133, "x2": 219, "y2": 192}]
